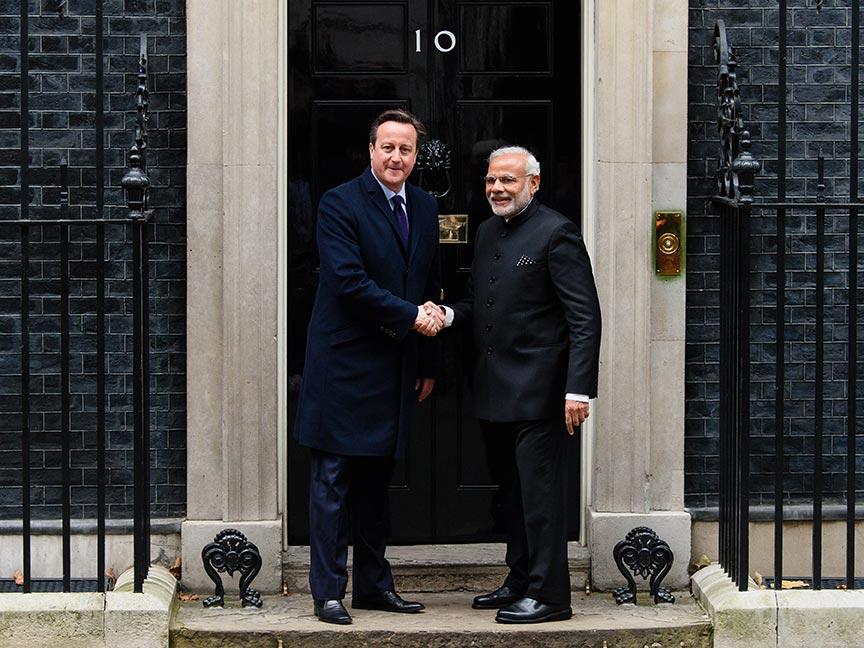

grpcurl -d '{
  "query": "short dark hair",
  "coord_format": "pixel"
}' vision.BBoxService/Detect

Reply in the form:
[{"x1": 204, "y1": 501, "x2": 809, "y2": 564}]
[{"x1": 369, "y1": 109, "x2": 427, "y2": 146}]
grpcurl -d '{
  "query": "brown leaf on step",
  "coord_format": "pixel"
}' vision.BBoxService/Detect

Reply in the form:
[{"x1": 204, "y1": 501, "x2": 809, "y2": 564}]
[
  {"x1": 687, "y1": 554, "x2": 712, "y2": 576},
  {"x1": 177, "y1": 591, "x2": 199, "y2": 602},
  {"x1": 12, "y1": 570, "x2": 23, "y2": 586},
  {"x1": 169, "y1": 557, "x2": 182, "y2": 581},
  {"x1": 105, "y1": 567, "x2": 117, "y2": 591},
  {"x1": 781, "y1": 580, "x2": 808, "y2": 590}
]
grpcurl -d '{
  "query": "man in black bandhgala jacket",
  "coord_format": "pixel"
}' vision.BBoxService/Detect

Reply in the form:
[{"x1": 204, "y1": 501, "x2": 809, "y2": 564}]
[{"x1": 438, "y1": 145, "x2": 601, "y2": 624}]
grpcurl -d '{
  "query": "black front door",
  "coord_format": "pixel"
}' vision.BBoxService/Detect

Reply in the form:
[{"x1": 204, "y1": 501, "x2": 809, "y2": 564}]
[{"x1": 288, "y1": 0, "x2": 582, "y2": 543}]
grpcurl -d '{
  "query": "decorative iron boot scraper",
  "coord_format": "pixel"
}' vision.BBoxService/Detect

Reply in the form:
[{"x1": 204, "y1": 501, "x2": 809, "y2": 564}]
[
  {"x1": 612, "y1": 526, "x2": 675, "y2": 605},
  {"x1": 201, "y1": 528, "x2": 263, "y2": 608}
]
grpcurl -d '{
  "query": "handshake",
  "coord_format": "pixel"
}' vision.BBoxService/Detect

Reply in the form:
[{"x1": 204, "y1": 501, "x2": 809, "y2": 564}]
[{"x1": 413, "y1": 301, "x2": 447, "y2": 336}]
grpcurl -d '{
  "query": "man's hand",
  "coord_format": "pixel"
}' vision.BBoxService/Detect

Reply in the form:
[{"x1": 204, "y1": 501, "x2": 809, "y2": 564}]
[
  {"x1": 414, "y1": 304, "x2": 444, "y2": 336},
  {"x1": 416, "y1": 377, "x2": 435, "y2": 402},
  {"x1": 564, "y1": 400, "x2": 589, "y2": 436}
]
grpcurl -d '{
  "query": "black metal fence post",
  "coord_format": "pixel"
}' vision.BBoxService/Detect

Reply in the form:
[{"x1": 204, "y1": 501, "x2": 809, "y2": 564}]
[
  {"x1": 9, "y1": 2, "x2": 153, "y2": 594},
  {"x1": 123, "y1": 33, "x2": 152, "y2": 594},
  {"x1": 18, "y1": 0, "x2": 30, "y2": 595},
  {"x1": 847, "y1": 0, "x2": 861, "y2": 592}
]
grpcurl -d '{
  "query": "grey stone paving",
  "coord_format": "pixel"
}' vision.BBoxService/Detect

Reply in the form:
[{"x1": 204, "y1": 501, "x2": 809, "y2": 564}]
[{"x1": 171, "y1": 591, "x2": 713, "y2": 648}]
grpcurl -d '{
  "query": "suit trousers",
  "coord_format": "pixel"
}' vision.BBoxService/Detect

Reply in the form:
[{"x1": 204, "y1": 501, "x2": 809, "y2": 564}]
[
  {"x1": 308, "y1": 449, "x2": 396, "y2": 600},
  {"x1": 481, "y1": 418, "x2": 571, "y2": 606}
]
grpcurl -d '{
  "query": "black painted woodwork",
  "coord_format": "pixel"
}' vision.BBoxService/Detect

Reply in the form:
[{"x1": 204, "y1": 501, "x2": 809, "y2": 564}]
[{"x1": 288, "y1": 0, "x2": 582, "y2": 543}]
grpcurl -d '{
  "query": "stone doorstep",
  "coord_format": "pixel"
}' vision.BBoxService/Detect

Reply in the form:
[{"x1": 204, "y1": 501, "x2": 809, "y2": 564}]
[
  {"x1": 171, "y1": 591, "x2": 713, "y2": 648},
  {"x1": 282, "y1": 542, "x2": 591, "y2": 595},
  {"x1": 691, "y1": 563, "x2": 864, "y2": 648}
]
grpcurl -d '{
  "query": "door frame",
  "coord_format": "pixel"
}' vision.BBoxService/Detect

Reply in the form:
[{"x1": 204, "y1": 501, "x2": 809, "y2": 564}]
[
  {"x1": 279, "y1": 0, "x2": 598, "y2": 549},
  {"x1": 278, "y1": 0, "x2": 289, "y2": 549},
  {"x1": 579, "y1": 0, "x2": 597, "y2": 545}
]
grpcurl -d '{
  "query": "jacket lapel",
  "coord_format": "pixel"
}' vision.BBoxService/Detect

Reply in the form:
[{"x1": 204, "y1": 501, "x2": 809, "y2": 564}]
[{"x1": 361, "y1": 168, "x2": 408, "y2": 256}]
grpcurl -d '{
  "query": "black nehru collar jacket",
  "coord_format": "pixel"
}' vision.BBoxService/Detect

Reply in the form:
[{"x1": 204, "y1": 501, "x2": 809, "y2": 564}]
[{"x1": 450, "y1": 197, "x2": 601, "y2": 423}]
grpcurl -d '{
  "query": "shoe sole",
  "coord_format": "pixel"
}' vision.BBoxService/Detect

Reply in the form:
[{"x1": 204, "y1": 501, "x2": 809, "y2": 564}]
[
  {"x1": 472, "y1": 600, "x2": 521, "y2": 610},
  {"x1": 316, "y1": 616, "x2": 352, "y2": 625},
  {"x1": 314, "y1": 610, "x2": 352, "y2": 625},
  {"x1": 495, "y1": 608, "x2": 573, "y2": 624},
  {"x1": 351, "y1": 602, "x2": 425, "y2": 613}
]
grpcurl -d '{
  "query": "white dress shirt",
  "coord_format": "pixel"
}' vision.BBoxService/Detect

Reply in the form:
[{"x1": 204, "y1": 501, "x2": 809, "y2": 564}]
[{"x1": 370, "y1": 168, "x2": 407, "y2": 213}]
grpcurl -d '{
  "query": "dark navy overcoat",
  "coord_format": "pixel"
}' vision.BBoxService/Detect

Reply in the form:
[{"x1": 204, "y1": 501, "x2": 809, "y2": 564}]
[{"x1": 293, "y1": 167, "x2": 440, "y2": 457}]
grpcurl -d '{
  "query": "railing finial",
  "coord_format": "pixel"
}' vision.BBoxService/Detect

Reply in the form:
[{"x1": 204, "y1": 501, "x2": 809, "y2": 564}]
[
  {"x1": 121, "y1": 35, "x2": 150, "y2": 218},
  {"x1": 731, "y1": 131, "x2": 760, "y2": 205},
  {"x1": 715, "y1": 21, "x2": 760, "y2": 204}
]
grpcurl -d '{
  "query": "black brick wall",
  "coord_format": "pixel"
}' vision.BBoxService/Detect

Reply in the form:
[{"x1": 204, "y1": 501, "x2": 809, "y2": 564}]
[
  {"x1": 688, "y1": 0, "x2": 864, "y2": 509},
  {"x1": 0, "y1": 0, "x2": 185, "y2": 520}
]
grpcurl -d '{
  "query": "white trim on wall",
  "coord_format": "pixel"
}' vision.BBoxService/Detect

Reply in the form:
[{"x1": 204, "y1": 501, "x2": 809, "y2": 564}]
[
  {"x1": 579, "y1": 0, "x2": 596, "y2": 546},
  {"x1": 278, "y1": 0, "x2": 288, "y2": 548}
]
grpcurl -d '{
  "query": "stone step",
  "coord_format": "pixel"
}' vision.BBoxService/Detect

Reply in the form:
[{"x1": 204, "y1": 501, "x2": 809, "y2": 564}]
[
  {"x1": 171, "y1": 591, "x2": 713, "y2": 648},
  {"x1": 282, "y1": 543, "x2": 590, "y2": 594}
]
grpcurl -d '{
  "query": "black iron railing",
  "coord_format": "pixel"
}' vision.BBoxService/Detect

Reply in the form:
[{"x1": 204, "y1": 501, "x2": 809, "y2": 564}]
[
  {"x1": 11, "y1": 3, "x2": 152, "y2": 594},
  {"x1": 714, "y1": 6, "x2": 861, "y2": 592}
]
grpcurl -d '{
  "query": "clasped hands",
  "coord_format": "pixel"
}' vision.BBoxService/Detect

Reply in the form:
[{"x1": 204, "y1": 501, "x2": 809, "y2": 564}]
[{"x1": 413, "y1": 301, "x2": 446, "y2": 336}]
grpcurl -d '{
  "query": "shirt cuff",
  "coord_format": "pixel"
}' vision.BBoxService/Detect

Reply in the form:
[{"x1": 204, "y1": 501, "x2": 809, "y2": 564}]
[
  {"x1": 442, "y1": 305, "x2": 454, "y2": 327},
  {"x1": 565, "y1": 393, "x2": 589, "y2": 402}
]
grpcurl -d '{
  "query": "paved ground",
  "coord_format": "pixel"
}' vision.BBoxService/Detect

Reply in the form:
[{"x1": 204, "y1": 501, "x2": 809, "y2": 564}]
[{"x1": 171, "y1": 590, "x2": 713, "y2": 648}]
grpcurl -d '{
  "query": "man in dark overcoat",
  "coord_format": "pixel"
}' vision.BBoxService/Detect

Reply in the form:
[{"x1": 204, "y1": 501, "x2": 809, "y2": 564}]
[
  {"x1": 439, "y1": 146, "x2": 601, "y2": 624},
  {"x1": 294, "y1": 109, "x2": 444, "y2": 624}
]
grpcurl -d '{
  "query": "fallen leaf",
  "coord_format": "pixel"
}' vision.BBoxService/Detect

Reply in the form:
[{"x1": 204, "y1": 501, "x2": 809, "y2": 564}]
[
  {"x1": 177, "y1": 591, "x2": 199, "y2": 602},
  {"x1": 169, "y1": 557, "x2": 182, "y2": 581},
  {"x1": 781, "y1": 579, "x2": 808, "y2": 590},
  {"x1": 105, "y1": 567, "x2": 117, "y2": 591},
  {"x1": 12, "y1": 570, "x2": 23, "y2": 586},
  {"x1": 688, "y1": 554, "x2": 712, "y2": 576}
]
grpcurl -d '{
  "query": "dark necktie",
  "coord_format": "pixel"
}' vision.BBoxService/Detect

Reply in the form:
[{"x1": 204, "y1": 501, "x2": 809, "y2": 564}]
[{"x1": 392, "y1": 194, "x2": 409, "y2": 248}]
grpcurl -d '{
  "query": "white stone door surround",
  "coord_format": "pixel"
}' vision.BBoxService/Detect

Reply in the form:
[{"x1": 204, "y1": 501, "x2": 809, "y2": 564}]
[
  {"x1": 182, "y1": 0, "x2": 691, "y2": 594},
  {"x1": 586, "y1": 0, "x2": 691, "y2": 589}
]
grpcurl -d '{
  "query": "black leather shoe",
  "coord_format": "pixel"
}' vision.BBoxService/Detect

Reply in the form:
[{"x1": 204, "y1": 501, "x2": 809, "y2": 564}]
[
  {"x1": 352, "y1": 590, "x2": 425, "y2": 613},
  {"x1": 495, "y1": 597, "x2": 572, "y2": 624},
  {"x1": 314, "y1": 599, "x2": 352, "y2": 625},
  {"x1": 472, "y1": 585, "x2": 526, "y2": 609}
]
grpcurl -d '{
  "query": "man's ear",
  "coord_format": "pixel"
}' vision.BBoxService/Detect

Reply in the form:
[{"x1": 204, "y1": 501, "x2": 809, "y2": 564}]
[{"x1": 530, "y1": 173, "x2": 541, "y2": 194}]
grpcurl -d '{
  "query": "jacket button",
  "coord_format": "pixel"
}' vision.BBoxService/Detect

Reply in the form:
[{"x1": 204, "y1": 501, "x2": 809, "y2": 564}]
[
  {"x1": 485, "y1": 323, "x2": 493, "y2": 331},
  {"x1": 489, "y1": 276, "x2": 496, "y2": 283},
  {"x1": 487, "y1": 347, "x2": 494, "y2": 355},
  {"x1": 494, "y1": 252, "x2": 501, "y2": 260},
  {"x1": 500, "y1": 232, "x2": 508, "y2": 238},
  {"x1": 486, "y1": 298, "x2": 494, "y2": 307}
]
